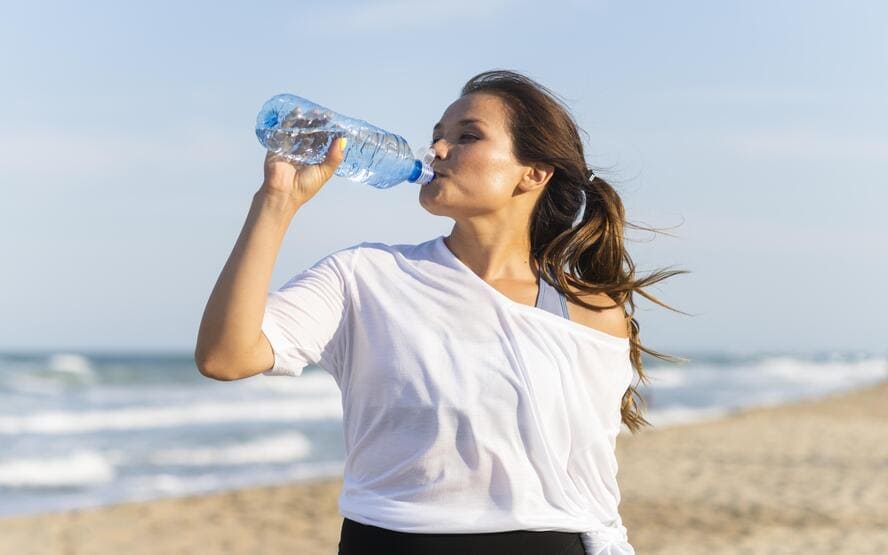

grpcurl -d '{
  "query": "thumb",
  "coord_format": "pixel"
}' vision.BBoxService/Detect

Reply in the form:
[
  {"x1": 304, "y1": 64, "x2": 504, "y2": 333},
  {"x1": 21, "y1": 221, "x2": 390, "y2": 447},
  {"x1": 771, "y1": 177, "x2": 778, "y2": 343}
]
[{"x1": 319, "y1": 136, "x2": 347, "y2": 178}]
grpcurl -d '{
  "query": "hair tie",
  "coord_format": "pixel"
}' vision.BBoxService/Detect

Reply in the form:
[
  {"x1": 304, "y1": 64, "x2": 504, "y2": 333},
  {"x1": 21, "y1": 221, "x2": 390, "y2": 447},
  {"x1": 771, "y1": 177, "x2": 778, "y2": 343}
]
[{"x1": 586, "y1": 168, "x2": 596, "y2": 181}]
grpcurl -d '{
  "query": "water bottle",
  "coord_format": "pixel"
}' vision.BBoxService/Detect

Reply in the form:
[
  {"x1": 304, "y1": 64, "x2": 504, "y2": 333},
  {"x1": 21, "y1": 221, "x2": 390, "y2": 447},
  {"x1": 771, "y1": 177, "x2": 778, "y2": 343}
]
[{"x1": 255, "y1": 93, "x2": 436, "y2": 189}]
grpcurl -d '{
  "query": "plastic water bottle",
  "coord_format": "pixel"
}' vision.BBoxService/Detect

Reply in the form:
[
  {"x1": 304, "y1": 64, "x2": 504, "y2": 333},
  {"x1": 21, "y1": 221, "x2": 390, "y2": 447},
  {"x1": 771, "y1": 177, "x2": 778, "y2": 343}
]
[{"x1": 255, "y1": 93, "x2": 436, "y2": 189}]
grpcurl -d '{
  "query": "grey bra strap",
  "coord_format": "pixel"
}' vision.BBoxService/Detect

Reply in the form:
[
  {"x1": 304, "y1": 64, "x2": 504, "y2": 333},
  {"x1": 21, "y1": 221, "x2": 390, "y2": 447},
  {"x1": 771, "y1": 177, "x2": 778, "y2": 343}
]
[{"x1": 534, "y1": 274, "x2": 570, "y2": 320}]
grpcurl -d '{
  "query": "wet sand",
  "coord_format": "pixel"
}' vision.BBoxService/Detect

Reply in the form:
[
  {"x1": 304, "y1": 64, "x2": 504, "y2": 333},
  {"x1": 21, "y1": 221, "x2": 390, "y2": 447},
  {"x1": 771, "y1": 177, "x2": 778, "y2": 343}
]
[{"x1": 1, "y1": 380, "x2": 886, "y2": 554}]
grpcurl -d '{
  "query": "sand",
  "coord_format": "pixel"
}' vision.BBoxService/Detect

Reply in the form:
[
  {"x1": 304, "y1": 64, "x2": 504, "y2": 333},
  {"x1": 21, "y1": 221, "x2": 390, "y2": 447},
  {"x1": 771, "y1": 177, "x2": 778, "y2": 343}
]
[{"x1": 2, "y1": 380, "x2": 886, "y2": 554}]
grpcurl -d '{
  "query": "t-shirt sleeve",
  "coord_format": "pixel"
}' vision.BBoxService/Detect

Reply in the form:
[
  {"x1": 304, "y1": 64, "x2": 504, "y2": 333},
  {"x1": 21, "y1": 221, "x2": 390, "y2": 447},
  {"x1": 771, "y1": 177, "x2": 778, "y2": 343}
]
[{"x1": 260, "y1": 246, "x2": 358, "y2": 378}]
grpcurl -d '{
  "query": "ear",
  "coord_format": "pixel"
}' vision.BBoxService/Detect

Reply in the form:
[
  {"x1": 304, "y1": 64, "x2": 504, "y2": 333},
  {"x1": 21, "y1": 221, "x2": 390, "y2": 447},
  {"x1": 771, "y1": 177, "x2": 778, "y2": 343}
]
[{"x1": 518, "y1": 161, "x2": 555, "y2": 193}]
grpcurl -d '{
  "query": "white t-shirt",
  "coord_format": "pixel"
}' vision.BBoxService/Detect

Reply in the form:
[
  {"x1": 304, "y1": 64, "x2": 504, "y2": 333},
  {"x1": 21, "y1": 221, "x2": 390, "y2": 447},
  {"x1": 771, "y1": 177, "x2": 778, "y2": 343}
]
[{"x1": 260, "y1": 235, "x2": 636, "y2": 554}]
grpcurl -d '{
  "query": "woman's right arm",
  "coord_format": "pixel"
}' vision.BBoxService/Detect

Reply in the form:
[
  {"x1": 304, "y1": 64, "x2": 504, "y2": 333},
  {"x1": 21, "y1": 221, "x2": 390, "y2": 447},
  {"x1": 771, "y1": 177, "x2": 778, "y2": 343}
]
[{"x1": 194, "y1": 137, "x2": 347, "y2": 381}]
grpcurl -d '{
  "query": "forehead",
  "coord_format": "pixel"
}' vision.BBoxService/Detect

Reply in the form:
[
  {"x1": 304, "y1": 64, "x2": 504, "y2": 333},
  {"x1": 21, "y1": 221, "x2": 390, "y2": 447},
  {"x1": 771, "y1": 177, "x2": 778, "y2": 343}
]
[{"x1": 433, "y1": 93, "x2": 508, "y2": 132}]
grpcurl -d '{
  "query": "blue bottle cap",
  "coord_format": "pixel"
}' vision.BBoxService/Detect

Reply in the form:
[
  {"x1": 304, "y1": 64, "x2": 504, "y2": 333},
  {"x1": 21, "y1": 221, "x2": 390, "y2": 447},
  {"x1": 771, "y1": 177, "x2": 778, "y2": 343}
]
[{"x1": 408, "y1": 146, "x2": 436, "y2": 184}]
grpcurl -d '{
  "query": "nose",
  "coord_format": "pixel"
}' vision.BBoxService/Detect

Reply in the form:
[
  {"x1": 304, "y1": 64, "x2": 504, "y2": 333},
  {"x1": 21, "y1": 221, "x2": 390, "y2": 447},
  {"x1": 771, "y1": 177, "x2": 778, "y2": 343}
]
[
  {"x1": 430, "y1": 138, "x2": 450, "y2": 161},
  {"x1": 431, "y1": 141, "x2": 451, "y2": 174}
]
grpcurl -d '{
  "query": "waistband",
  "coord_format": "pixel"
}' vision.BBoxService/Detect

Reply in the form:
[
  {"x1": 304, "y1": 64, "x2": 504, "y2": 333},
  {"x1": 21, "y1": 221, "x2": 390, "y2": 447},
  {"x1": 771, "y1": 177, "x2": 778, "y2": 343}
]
[{"x1": 338, "y1": 517, "x2": 584, "y2": 554}]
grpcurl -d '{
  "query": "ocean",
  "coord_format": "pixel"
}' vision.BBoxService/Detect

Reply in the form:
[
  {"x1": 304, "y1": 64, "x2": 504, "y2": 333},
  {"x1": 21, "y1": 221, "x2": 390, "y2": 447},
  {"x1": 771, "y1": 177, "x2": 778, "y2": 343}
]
[{"x1": 0, "y1": 349, "x2": 884, "y2": 518}]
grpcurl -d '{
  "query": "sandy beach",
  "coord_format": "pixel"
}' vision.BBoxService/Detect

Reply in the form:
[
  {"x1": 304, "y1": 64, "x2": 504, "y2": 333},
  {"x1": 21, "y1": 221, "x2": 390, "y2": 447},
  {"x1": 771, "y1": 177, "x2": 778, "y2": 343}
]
[{"x1": 2, "y1": 380, "x2": 886, "y2": 555}]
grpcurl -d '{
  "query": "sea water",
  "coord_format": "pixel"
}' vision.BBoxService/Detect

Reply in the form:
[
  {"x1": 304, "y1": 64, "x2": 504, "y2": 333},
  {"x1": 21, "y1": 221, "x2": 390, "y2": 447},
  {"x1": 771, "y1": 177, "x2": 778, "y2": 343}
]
[{"x1": 0, "y1": 349, "x2": 884, "y2": 517}]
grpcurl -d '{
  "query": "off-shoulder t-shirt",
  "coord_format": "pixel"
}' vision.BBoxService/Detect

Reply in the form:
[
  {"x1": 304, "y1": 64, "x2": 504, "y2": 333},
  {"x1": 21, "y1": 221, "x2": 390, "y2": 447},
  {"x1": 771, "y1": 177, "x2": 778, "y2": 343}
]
[{"x1": 260, "y1": 235, "x2": 636, "y2": 554}]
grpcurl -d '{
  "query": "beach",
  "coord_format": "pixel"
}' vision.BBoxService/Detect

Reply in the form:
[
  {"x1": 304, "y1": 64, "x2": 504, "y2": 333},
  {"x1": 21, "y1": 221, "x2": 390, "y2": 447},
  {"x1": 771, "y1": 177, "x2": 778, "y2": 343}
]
[{"x1": 1, "y1": 380, "x2": 885, "y2": 555}]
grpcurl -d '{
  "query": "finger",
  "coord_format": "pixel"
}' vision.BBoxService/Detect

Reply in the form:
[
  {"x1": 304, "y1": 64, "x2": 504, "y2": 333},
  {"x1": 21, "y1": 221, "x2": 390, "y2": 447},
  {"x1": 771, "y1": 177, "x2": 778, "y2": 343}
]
[
  {"x1": 315, "y1": 137, "x2": 347, "y2": 182},
  {"x1": 265, "y1": 149, "x2": 284, "y2": 163},
  {"x1": 266, "y1": 149, "x2": 305, "y2": 171}
]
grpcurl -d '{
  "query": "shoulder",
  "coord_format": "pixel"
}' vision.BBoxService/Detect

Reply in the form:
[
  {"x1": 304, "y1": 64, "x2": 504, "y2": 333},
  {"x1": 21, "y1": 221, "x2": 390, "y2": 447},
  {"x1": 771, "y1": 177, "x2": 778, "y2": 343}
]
[
  {"x1": 316, "y1": 242, "x2": 365, "y2": 268},
  {"x1": 349, "y1": 237, "x2": 439, "y2": 265},
  {"x1": 323, "y1": 238, "x2": 404, "y2": 264},
  {"x1": 295, "y1": 237, "x2": 433, "y2": 289},
  {"x1": 314, "y1": 238, "x2": 438, "y2": 282},
  {"x1": 564, "y1": 286, "x2": 630, "y2": 339}
]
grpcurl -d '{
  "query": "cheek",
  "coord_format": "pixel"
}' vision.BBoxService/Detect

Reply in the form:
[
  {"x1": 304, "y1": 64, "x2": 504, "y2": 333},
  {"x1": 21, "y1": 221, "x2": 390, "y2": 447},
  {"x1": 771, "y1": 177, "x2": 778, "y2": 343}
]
[
  {"x1": 422, "y1": 146, "x2": 522, "y2": 209},
  {"x1": 428, "y1": 176, "x2": 511, "y2": 213},
  {"x1": 459, "y1": 148, "x2": 520, "y2": 191}
]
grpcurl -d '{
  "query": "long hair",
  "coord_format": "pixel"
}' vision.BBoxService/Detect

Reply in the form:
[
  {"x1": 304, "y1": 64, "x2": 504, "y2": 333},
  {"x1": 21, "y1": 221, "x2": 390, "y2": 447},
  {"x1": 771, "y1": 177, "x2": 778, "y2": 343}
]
[{"x1": 460, "y1": 69, "x2": 691, "y2": 433}]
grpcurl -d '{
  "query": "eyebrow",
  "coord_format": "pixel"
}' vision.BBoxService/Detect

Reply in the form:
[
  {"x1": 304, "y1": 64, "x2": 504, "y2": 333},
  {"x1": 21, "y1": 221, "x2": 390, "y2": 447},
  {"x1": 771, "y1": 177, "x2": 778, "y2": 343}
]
[{"x1": 432, "y1": 118, "x2": 485, "y2": 132}]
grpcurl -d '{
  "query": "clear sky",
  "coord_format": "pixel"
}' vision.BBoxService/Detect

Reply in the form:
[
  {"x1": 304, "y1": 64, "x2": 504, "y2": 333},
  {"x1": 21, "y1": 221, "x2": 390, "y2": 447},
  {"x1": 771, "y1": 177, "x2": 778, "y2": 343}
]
[{"x1": 1, "y1": 0, "x2": 885, "y2": 355}]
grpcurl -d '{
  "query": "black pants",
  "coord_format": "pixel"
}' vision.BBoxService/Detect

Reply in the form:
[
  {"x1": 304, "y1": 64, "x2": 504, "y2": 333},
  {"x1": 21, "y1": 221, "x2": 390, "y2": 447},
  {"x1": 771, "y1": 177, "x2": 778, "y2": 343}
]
[{"x1": 338, "y1": 517, "x2": 585, "y2": 555}]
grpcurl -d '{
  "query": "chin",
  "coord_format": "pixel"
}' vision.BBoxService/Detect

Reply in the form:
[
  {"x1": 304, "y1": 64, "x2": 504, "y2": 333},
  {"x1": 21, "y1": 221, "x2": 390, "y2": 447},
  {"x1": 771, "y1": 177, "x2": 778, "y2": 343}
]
[{"x1": 418, "y1": 189, "x2": 455, "y2": 217}]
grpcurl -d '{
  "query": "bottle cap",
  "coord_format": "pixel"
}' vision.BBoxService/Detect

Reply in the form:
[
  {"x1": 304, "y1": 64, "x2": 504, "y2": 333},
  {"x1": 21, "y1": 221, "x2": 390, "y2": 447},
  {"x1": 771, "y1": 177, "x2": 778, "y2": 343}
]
[{"x1": 409, "y1": 146, "x2": 436, "y2": 185}]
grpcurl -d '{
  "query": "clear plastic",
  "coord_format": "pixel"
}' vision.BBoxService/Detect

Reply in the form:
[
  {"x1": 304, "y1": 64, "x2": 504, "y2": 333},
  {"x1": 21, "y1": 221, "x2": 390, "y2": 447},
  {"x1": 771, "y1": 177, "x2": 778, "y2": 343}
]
[{"x1": 255, "y1": 93, "x2": 435, "y2": 189}]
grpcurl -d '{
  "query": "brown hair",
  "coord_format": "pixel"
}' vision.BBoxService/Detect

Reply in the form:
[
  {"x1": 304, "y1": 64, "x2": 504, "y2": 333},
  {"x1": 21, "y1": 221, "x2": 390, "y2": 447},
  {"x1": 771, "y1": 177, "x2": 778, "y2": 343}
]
[{"x1": 460, "y1": 69, "x2": 691, "y2": 433}]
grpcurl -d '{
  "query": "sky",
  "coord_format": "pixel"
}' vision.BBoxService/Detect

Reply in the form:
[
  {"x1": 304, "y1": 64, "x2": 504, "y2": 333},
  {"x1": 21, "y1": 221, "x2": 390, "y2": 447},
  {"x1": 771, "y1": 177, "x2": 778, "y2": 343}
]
[{"x1": 1, "y1": 0, "x2": 885, "y2": 356}]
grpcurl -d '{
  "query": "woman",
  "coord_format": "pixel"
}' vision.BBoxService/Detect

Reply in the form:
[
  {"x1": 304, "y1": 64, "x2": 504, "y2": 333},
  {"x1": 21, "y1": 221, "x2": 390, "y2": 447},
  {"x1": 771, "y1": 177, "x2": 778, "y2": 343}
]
[{"x1": 196, "y1": 70, "x2": 687, "y2": 554}]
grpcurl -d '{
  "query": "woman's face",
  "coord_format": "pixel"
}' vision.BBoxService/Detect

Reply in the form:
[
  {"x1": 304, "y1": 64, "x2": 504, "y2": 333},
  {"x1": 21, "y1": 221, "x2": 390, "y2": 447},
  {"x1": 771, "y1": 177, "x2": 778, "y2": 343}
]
[{"x1": 419, "y1": 92, "x2": 538, "y2": 218}]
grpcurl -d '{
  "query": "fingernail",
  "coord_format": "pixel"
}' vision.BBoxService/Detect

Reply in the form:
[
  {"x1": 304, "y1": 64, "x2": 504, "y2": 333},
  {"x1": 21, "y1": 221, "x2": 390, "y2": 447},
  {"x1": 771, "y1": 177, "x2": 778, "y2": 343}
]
[{"x1": 340, "y1": 138, "x2": 347, "y2": 152}]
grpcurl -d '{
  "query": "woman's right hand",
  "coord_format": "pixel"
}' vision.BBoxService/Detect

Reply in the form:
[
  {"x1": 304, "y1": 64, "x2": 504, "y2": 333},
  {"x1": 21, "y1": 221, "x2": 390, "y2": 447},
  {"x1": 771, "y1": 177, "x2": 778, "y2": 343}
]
[{"x1": 259, "y1": 136, "x2": 348, "y2": 208}]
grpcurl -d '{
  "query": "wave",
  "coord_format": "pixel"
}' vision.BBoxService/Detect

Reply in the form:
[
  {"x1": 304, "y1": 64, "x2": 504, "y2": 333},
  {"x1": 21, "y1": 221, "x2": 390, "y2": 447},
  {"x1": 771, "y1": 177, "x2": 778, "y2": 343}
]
[
  {"x1": 0, "y1": 397, "x2": 343, "y2": 435},
  {"x1": 0, "y1": 451, "x2": 115, "y2": 488},
  {"x1": 120, "y1": 460, "x2": 346, "y2": 503},
  {"x1": 47, "y1": 353, "x2": 96, "y2": 378},
  {"x1": 0, "y1": 432, "x2": 316, "y2": 489},
  {"x1": 633, "y1": 355, "x2": 887, "y2": 429},
  {"x1": 140, "y1": 432, "x2": 313, "y2": 466}
]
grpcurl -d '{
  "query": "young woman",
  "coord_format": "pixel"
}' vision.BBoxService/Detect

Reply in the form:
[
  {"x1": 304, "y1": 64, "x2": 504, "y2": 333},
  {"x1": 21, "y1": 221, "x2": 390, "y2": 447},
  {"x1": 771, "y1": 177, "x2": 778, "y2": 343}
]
[{"x1": 196, "y1": 70, "x2": 686, "y2": 555}]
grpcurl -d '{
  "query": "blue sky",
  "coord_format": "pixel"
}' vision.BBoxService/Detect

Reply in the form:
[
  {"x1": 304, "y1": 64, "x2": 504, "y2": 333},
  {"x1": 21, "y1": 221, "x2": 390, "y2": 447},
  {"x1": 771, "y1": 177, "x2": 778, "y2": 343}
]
[{"x1": 1, "y1": 0, "x2": 885, "y2": 355}]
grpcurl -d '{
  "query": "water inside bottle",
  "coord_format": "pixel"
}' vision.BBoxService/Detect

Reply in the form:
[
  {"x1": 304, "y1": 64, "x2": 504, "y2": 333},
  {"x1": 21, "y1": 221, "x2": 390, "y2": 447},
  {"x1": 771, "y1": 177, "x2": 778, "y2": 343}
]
[
  {"x1": 259, "y1": 105, "x2": 338, "y2": 165},
  {"x1": 256, "y1": 94, "x2": 433, "y2": 187}
]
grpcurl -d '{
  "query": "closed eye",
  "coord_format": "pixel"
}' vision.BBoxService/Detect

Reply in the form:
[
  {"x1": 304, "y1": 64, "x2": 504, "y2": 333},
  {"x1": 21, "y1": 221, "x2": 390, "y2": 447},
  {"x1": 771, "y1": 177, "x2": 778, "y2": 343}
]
[{"x1": 431, "y1": 134, "x2": 478, "y2": 145}]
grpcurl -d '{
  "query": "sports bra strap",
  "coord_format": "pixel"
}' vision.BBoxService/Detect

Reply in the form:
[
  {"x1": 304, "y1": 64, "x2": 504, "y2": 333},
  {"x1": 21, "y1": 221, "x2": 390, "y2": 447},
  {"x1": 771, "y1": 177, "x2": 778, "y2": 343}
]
[{"x1": 534, "y1": 274, "x2": 570, "y2": 320}]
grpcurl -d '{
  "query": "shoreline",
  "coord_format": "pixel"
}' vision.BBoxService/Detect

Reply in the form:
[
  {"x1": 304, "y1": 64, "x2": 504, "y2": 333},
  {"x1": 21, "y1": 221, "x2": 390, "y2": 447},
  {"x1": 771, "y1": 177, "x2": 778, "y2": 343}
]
[{"x1": 2, "y1": 379, "x2": 886, "y2": 554}]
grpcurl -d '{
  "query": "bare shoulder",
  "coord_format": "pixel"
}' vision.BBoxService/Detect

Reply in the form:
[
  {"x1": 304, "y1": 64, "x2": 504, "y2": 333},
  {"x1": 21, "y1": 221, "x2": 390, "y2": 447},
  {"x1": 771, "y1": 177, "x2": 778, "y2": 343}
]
[{"x1": 564, "y1": 286, "x2": 630, "y2": 339}]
